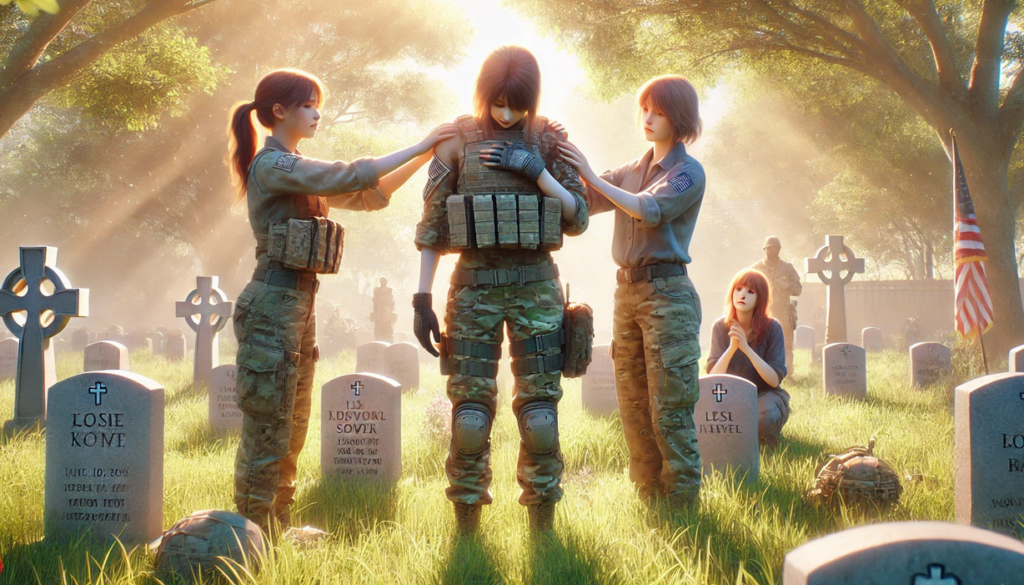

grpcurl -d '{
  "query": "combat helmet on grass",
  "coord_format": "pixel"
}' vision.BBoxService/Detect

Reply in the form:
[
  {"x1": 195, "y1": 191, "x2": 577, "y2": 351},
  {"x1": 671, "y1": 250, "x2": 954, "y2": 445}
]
[
  {"x1": 808, "y1": 438, "x2": 902, "y2": 509},
  {"x1": 153, "y1": 510, "x2": 265, "y2": 582}
]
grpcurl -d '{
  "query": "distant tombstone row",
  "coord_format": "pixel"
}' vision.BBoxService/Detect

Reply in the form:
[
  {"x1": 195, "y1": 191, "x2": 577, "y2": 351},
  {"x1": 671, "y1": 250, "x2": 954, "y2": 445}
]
[
  {"x1": 823, "y1": 343, "x2": 867, "y2": 400},
  {"x1": 795, "y1": 326, "x2": 814, "y2": 351},
  {"x1": 321, "y1": 373, "x2": 401, "y2": 481},
  {"x1": 44, "y1": 371, "x2": 164, "y2": 545},
  {"x1": 696, "y1": 375, "x2": 759, "y2": 482},
  {"x1": 909, "y1": 342, "x2": 952, "y2": 387},
  {"x1": 355, "y1": 342, "x2": 420, "y2": 391},
  {"x1": 861, "y1": 327, "x2": 883, "y2": 352},
  {"x1": 782, "y1": 521, "x2": 1024, "y2": 584},
  {"x1": 581, "y1": 344, "x2": 616, "y2": 416}
]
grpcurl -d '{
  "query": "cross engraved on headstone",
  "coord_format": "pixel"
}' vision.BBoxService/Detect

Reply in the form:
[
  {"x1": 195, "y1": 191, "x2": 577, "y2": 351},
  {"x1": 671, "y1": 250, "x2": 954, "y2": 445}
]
[
  {"x1": 912, "y1": 564, "x2": 961, "y2": 585},
  {"x1": 805, "y1": 235, "x2": 865, "y2": 344},
  {"x1": 840, "y1": 345, "x2": 851, "y2": 359},
  {"x1": 0, "y1": 246, "x2": 89, "y2": 435},
  {"x1": 351, "y1": 381, "x2": 363, "y2": 396},
  {"x1": 176, "y1": 276, "x2": 232, "y2": 391},
  {"x1": 712, "y1": 383, "x2": 726, "y2": 403},
  {"x1": 88, "y1": 382, "x2": 107, "y2": 406}
]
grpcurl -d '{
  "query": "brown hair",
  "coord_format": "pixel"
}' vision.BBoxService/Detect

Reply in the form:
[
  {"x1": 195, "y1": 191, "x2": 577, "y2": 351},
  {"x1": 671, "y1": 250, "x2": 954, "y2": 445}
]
[
  {"x1": 473, "y1": 46, "x2": 541, "y2": 130},
  {"x1": 724, "y1": 269, "x2": 772, "y2": 347},
  {"x1": 637, "y1": 75, "x2": 702, "y2": 144},
  {"x1": 227, "y1": 69, "x2": 325, "y2": 202}
]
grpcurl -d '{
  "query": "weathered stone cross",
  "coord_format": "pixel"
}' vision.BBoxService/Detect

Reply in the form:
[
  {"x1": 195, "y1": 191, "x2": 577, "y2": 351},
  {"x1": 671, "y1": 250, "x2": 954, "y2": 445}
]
[
  {"x1": 805, "y1": 235, "x2": 865, "y2": 344},
  {"x1": 712, "y1": 383, "x2": 727, "y2": 403},
  {"x1": 351, "y1": 381, "x2": 363, "y2": 396},
  {"x1": 0, "y1": 247, "x2": 88, "y2": 435},
  {"x1": 176, "y1": 276, "x2": 232, "y2": 391},
  {"x1": 89, "y1": 382, "x2": 107, "y2": 406}
]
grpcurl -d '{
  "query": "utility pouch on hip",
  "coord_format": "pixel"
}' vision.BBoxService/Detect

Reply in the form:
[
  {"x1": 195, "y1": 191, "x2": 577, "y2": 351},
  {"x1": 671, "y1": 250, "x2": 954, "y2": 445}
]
[
  {"x1": 266, "y1": 217, "x2": 344, "y2": 274},
  {"x1": 562, "y1": 286, "x2": 594, "y2": 378}
]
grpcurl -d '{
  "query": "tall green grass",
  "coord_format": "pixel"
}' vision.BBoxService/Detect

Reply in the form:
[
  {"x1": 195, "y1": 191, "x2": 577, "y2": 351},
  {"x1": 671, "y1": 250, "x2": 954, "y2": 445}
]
[{"x1": 0, "y1": 346, "x2": 975, "y2": 584}]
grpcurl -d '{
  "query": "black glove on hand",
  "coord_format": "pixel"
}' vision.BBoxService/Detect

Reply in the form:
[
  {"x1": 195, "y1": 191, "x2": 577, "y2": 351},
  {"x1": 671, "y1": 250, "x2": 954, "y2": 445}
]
[
  {"x1": 413, "y1": 293, "x2": 441, "y2": 357},
  {"x1": 479, "y1": 142, "x2": 545, "y2": 181}
]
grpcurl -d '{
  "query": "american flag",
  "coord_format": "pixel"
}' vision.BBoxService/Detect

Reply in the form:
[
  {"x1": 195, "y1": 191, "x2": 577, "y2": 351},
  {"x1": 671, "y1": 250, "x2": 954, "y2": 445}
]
[{"x1": 952, "y1": 133, "x2": 993, "y2": 338}]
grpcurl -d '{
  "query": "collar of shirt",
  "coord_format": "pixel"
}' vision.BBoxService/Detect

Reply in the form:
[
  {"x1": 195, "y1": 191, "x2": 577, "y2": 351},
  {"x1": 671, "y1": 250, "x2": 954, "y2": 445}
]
[
  {"x1": 264, "y1": 135, "x2": 302, "y2": 156},
  {"x1": 639, "y1": 141, "x2": 688, "y2": 186}
]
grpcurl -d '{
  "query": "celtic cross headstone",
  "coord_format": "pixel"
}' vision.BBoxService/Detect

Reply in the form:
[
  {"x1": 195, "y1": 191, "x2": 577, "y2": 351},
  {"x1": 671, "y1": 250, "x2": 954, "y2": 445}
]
[
  {"x1": 176, "y1": 276, "x2": 232, "y2": 391},
  {"x1": 0, "y1": 246, "x2": 89, "y2": 435},
  {"x1": 805, "y1": 235, "x2": 865, "y2": 344}
]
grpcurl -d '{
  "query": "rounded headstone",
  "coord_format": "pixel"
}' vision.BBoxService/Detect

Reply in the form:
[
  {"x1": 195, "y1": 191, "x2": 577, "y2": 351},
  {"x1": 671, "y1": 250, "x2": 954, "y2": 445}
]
[
  {"x1": 355, "y1": 341, "x2": 390, "y2": 376},
  {"x1": 209, "y1": 364, "x2": 242, "y2": 432},
  {"x1": 823, "y1": 343, "x2": 866, "y2": 400},
  {"x1": 44, "y1": 371, "x2": 164, "y2": 545},
  {"x1": 696, "y1": 374, "x2": 759, "y2": 482},
  {"x1": 321, "y1": 373, "x2": 401, "y2": 482},
  {"x1": 861, "y1": 327, "x2": 883, "y2": 352},
  {"x1": 955, "y1": 372, "x2": 1024, "y2": 536},
  {"x1": 0, "y1": 337, "x2": 17, "y2": 380},
  {"x1": 83, "y1": 341, "x2": 129, "y2": 373},
  {"x1": 795, "y1": 326, "x2": 815, "y2": 351},
  {"x1": 165, "y1": 334, "x2": 187, "y2": 361},
  {"x1": 1009, "y1": 345, "x2": 1024, "y2": 373},
  {"x1": 782, "y1": 521, "x2": 1024, "y2": 584},
  {"x1": 582, "y1": 344, "x2": 616, "y2": 417},
  {"x1": 909, "y1": 342, "x2": 952, "y2": 387},
  {"x1": 386, "y1": 342, "x2": 421, "y2": 392}
]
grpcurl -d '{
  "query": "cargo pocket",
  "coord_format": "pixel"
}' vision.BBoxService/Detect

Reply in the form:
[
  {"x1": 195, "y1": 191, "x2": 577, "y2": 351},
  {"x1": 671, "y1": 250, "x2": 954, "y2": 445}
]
[
  {"x1": 658, "y1": 333, "x2": 702, "y2": 407},
  {"x1": 233, "y1": 287, "x2": 258, "y2": 342},
  {"x1": 236, "y1": 343, "x2": 299, "y2": 418}
]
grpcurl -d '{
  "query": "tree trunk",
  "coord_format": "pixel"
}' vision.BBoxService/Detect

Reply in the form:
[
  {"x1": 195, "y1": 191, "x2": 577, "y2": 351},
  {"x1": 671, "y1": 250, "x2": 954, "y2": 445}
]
[{"x1": 956, "y1": 134, "x2": 1024, "y2": 362}]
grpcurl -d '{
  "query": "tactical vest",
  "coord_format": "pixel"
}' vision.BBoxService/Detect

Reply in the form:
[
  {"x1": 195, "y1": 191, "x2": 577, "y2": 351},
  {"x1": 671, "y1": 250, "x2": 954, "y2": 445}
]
[{"x1": 447, "y1": 115, "x2": 562, "y2": 251}]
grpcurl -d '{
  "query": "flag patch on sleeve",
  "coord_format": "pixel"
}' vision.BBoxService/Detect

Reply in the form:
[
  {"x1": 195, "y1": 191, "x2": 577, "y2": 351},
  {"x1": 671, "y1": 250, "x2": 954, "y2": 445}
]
[
  {"x1": 669, "y1": 173, "x2": 694, "y2": 193},
  {"x1": 273, "y1": 154, "x2": 299, "y2": 172}
]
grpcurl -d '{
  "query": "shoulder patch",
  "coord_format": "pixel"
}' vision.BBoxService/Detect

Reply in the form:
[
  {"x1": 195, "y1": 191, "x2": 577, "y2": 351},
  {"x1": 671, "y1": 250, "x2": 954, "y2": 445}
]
[
  {"x1": 668, "y1": 172, "x2": 694, "y2": 194},
  {"x1": 273, "y1": 153, "x2": 299, "y2": 173}
]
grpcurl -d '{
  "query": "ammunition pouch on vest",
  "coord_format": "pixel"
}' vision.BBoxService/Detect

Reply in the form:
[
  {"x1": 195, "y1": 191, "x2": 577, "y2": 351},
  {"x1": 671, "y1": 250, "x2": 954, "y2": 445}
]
[
  {"x1": 263, "y1": 217, "x2": 344, "y2": 274},
  {"x1": 446, "y1": 115, "x2": 563, "y2": 251}
]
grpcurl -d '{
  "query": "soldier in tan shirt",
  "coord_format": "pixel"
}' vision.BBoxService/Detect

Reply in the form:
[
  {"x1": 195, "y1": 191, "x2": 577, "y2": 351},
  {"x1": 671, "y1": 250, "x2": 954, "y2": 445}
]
[{"x1": 750, "y1": 236, "x2": 803, "y2": 372}]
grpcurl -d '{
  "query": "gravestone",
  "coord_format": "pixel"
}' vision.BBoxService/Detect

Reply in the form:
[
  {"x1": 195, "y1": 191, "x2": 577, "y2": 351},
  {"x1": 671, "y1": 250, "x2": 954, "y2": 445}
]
[
  {"x1": 1, "y1": 246, "x2": 89, "y2": 435},
  {"x1": 954, "y1": 372, "x2": 1024, "y2": 537},
  {"x1": 804, "y1": 235, "x2": 865, "y2": 344},
  {"x1": 125, "y1": 332, "x2": 152, "y2": 352},
  {"x1": 822, "y1": 343, "x2": 867, "y2": 400},
  {"x1": 70, "y1": 329, "x2": 91, "y2": 351},
  {"x1": 83, "y1": 341, "x2": 129, "y2": 372},
  {"x1": 795, "y1": 326, "x2": 815, "y2": 351},
  {"x1": 0, "y1": 338, "x2": 17, "y2": 380},
  {"x1": 209, "y1": 364, "x2": 242, "y2": 432},
  {"x1": 782, "y1": 521, "x2": 1024, "y2": 584},
  {"x1": 106, "y1": 325, "x2": 127, "y2": 346},
  {"x1": 695, "y1": 374, "x2": 759, "y2": 481},
  {"x1": 176, "y1": 276, "x2": 232, "y2": 390},
  {"x1": 165, "y1": 331, "x2": 187, "y2": 361},
  {"x1": 386, "y1": 342, "x2": 420, "y2": 392},
  {"x1": 146, "y1": 331, "x2": 165, "y2": 355},
  {"x1": 356, "y1": 341, "x2": 390, "y2": 376},
  {"x1": 861, "y1": 327, "x2": 883, "y2": 352},
  {"x1": 44, "y1": 371, "x2": 164, "y2": 545},
  {"x1": 582, "y1": 344, "x2": 617, "y2": 416},
  {"x1": 321, "y1": 373, "x2": 401, "y2": 482},
  {"x1": 910, "y1": 342, "x2": 952, "y2": 387},
  {"x1": 1009, "y1": 344, "x2": 1023, "y2": 373}
]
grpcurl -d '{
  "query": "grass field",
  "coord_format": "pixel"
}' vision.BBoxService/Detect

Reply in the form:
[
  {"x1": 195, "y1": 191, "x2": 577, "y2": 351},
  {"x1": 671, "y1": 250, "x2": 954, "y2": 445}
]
[{"x1": 0, "y1": 342, "x2": 994, "y2": 584}]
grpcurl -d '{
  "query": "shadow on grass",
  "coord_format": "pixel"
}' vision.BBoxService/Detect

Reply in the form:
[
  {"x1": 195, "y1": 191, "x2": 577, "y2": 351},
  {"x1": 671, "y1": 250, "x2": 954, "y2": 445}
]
[
  {"x1": 0, "y1": 532, "x2": 150, "y2": 585},
  {"x1": 166, "y1": 382, "x2": 204, "y2": 407},
  {"x1": 170, "y1": 423, "x2": 238, "y2": 456},
  {"x1": 527, "y1": 527, "x2": 610, "y2": 585},
  {"x1": 435, "y1": 533, "x2": 504, "y2": 585},
  {"x1": 294, "y1": 476, "x2": 398, "y2": 543}
]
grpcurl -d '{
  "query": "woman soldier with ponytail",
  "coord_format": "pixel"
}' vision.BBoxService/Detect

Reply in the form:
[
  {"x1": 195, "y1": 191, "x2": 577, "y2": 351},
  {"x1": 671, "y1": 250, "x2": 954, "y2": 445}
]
[{"x1": 228, "y1": 68, "x2": 456, "y2": 533}]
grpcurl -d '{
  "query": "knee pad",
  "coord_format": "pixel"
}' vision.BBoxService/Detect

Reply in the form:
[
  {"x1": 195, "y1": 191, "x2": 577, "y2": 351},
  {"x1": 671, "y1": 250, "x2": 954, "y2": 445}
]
[
  {"x1": 452, "y1": 403, "x2": 492, "y2": 456},
  {"x1": 518, "y1": 401, "x2": 559, "y2": 455}
]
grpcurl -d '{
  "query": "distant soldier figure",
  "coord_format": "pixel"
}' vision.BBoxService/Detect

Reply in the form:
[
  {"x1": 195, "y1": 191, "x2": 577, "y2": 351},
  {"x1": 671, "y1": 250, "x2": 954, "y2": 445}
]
[
  {"x1": 371, "y1": 277, "x2": 397, "y2": 343},
  {"x1": 751, "y1": 236, "x2": 802, "y2": 372}
]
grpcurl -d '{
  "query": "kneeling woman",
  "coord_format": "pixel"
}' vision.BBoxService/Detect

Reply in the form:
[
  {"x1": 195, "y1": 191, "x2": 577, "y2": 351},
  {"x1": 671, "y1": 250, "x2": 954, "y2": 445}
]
[{"x1": 705, "y1": 269, "x2": 790, "y2": 446}]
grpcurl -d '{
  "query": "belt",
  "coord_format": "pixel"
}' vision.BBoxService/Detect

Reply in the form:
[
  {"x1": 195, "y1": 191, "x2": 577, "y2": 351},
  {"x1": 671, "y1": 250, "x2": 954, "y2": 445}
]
[
  {"x1": 616, "y1": 263, "x2": 687, "y2": 284},
  {"x1": 253, "y1": 268, "x2": 319, "y2": 293},
  {"x1": 451, "y1": 263, "x2": 559, "y2": 287}
]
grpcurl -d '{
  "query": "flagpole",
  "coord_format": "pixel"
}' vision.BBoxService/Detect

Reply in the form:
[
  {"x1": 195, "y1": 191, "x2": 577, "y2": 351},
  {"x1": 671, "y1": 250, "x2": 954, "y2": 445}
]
[{"x1": 977, "y1": 331, "x2": 990, "y2": 375}]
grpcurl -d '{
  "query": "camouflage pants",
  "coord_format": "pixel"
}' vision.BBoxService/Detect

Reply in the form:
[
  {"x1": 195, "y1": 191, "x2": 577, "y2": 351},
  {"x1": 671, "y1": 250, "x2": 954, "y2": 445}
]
[
  {"x1": 444, "y1": 277, "x2": 565, "y2": 507},
  {"x1": 612, "y1": 274, "x2": 702, "y2": 503},
  {"x1": 232, "y1": 280, "x2": 317, "y2": 528}
]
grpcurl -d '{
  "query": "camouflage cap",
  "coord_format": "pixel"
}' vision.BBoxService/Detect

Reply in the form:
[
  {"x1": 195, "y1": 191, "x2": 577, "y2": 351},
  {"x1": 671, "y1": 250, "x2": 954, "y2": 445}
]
[
  {"x1": 763, "y1": 236, "x2": 782, "y2": 249},
  {"x1": 153, "y1": 510, "x2": 266, "y2": 581}
]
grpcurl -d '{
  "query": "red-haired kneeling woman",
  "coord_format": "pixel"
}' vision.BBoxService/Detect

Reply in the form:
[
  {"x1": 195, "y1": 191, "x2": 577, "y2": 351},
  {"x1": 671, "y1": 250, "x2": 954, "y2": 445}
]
[{"x1": 706, "y1": 269, "x2": 791, "y2": 447}]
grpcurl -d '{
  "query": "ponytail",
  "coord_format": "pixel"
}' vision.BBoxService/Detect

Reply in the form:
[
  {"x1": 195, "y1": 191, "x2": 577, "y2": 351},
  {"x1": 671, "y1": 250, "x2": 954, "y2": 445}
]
[
  {"x1": 228, "y1": 101, "x2": 258, "y2": 203},
  {"x1": 225, "y1": 69, "x2": 326, "y2": 203}
]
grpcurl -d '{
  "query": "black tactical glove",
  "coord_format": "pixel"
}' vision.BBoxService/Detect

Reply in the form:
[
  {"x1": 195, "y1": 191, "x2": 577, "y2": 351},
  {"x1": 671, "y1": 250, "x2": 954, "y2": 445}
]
[
  {"x1": 479, "y1": 142, "x2": 545, "y2": 181},
  {"x1": 413, "y1": 293, "x2": 441, "y2": 357}
]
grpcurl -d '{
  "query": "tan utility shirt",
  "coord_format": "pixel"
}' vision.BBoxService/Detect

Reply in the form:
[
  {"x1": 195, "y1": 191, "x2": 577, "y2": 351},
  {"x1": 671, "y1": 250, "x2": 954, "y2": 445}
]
[
  {"x1": 584, "y1": 142, "x2": 705, "y2": 268},
  {"x1": 750, "y1": 258, "x2": 803, "y2": 309}
]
